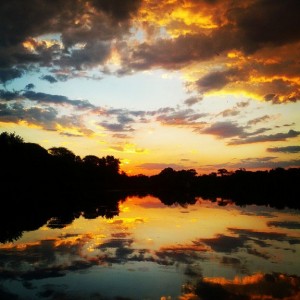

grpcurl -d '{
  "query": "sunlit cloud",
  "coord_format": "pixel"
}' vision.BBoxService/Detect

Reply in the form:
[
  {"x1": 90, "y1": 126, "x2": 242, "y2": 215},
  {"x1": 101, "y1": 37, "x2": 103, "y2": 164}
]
[{"x1": 0, "y1": 0, "x2": 300, "y2": 173}]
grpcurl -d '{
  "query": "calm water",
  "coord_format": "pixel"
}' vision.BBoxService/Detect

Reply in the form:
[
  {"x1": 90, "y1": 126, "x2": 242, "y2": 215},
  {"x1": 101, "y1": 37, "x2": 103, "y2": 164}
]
[{"x1": 1, "y1": 195, "x2": 300, "y2": 299}]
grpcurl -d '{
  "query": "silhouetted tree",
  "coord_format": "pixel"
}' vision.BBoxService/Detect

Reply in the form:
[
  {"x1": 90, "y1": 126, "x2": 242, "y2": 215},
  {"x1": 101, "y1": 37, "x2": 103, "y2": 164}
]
[
  {"x1": 0, "y1": 131, "x2": 23, "y2": 146},
  {"x1": 48, "y1": 146, "x2": 76, "y2": 163},
  {"x1": 83, "y1": 155, "x2": 101, "y2": 166},
  {"x1": 217, "y1": 168, "x2": 229, "y2": 176},
  {"x1": 104, "y1": 155, "x2": 120, "y2": 174}
]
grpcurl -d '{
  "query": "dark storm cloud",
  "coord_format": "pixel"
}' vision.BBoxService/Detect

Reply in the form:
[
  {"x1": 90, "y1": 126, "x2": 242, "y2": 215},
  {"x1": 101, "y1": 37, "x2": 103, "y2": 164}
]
[
  {"x1": 124, "y1": 33, "x2": 223, "y2": 71},
  {"x1": 226, "y1": 0, "x2": 300, "y2": 53},
  {"x1": 0, "y1": 1, "x2": 82, "y2": 76},
  {"x1": 267, "y1": 146, "x2": 300, "y2": 153},
  {"x1": 0, "y1": 0, "x2": 299, "y2": 104},
  {"x1": 40, "y1": 75, "x2": 58, "y2": 83},
  {"x1": 115, "y1": 0, "x2": 300, "y2": 102},
  {"x1": 0, "y1": 68, "x2": 24, "y2": 84},
  {"x1": 91, "y1": 0, "x2": 142, "y2": 21},
  {"x1": 0, "y1": 89, "x2": 21, "y2": 101},
  {"x1": 61, "y1": 40, "x2": 112, "y2": 69},
  {"x1": 0, "y1": 0, "x2": 80, "y2": 47},
  {"x1": 0, "y1": 0, "x2": 142, "y2": 81},
  {"x1": 124, "y1": 0, "x2": 300, "y2": 70}
]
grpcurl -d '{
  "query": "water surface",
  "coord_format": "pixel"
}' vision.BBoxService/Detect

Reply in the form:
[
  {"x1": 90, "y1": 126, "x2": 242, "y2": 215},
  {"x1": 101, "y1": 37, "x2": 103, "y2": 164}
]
[{"x1": 1, "y1": 195, "x2": 300, "y2": 299}]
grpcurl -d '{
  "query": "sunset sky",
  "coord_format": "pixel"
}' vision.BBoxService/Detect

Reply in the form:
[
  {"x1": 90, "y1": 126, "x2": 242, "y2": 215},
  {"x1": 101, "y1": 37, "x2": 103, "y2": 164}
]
[{"x1": 0, "y1": 0, "x2": 299, "y2": 175}]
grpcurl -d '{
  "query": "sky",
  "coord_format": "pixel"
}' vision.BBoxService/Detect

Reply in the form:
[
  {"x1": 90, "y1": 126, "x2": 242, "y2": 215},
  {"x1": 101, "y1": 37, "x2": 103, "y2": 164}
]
[{"x1": 0, "y1": 0, "x2": 300, "y2": 175}]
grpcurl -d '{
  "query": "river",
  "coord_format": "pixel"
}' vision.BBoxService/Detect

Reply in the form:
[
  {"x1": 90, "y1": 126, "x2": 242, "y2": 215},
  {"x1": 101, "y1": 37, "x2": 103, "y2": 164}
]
[{"x1": 1, "y1": 195, "x2": 300, "y2": 299}]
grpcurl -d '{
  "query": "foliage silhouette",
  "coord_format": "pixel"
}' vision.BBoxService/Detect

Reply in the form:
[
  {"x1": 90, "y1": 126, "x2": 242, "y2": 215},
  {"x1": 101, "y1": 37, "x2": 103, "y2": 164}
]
[{"x1": 0, "y1": 131, "x2": 299, "y2": 243}]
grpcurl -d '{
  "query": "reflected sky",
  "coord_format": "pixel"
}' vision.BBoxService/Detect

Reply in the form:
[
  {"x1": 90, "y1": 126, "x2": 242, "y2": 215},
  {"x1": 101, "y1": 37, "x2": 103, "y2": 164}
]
[{"x1": 1, "y1": 196, "x2": 300, "y2": 299}]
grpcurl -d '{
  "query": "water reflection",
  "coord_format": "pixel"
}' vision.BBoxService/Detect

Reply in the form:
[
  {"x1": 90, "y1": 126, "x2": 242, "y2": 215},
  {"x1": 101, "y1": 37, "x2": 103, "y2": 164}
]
[{"x1": 1, "y1": 195, "x2": 300, "y2": 299}]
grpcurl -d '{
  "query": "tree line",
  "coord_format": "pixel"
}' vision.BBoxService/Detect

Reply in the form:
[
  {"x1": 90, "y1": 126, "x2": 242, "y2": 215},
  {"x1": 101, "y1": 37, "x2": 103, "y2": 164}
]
[
  {"x1": 1, "y1": 131, "x2": 299, "y2": 209},
  {"x1": 0, "y1": 131, "x2": 299, "y2": 243}
]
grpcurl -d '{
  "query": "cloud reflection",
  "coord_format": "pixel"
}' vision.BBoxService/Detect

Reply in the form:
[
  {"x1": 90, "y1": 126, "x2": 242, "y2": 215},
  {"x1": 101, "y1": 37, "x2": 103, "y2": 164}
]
[{"x1": 181, "y1": 273, "x2": 300, "y2": 300}]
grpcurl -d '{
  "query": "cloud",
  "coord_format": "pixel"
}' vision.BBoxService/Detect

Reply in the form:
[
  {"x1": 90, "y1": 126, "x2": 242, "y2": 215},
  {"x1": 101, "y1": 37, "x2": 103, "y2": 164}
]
[
  {"x1": 267, "y1": 221, "x2": 300, "y2": 230},
  {"x1": 228, "y1": 228, "x2": 300, "y2": 245},
  {"x1": 267, "y1": 146, "x2": 300, "y2": 153},
  {"x1": 97, "y1": 108, "x2": 146, "y2": 132},
  {"x1": 2, "y1": 87, "x2": 95, "y2": 110},
  {"x1": 99, "y1": 121, "x2": 134, "y2": 132},
  {"x1": 25, "y1": 83, "x2": 35, "y2": 90},
  {"x1": 119, "y1": 1, "x2": 300, "y2": 102},
  {"x1": 40, "y1": 75, "x2": 58, "y2": 83},
  {"x1": 0, "y1": 0, "x2": 299, "y2": 104},
  {"x1": 247, "y1": 115, "x2": 272, "y2": 125},
  {"x1": 187, "y1": 273, "x2": 300, "y2": 300},
  {"x1": 123, "y1": 33, "x2": 220, "y2": 71},
  {"x1": 226, "y1": 0, "x2": 300, "y2": 52},
  {"x1": 0, "y1": 102, "x2": 93, "y2": 135},
  {"x1": 155, "y1": 108, "x2": 207, "y2": 127},
  {"x1": 196, "y1": 234, "x2": 246, "y2": 253},
  {"x1": 196, "y1": 68, "x2": 242, "y2": 93},
  {"x1": 236, "y1": 101, "x2": 250, "y2": 108},
  {"x1": 217, "y1": 101, "x2": 250, "y2": 118},
  {"x1": 0, "y1": 68, "x2": 24, "y2": 84},
  {"x1": 112, "y1": 133, "x2": 132, "y2": 139},
  {"x1": 202, "y1": 121, "x2": 245, "y2": 138},
  {"x1": 91, "y1": 0, "x2": 142, "y2": 22},
  {"x1": 0, "y1": 102, "x2": 58, "y2": 128},
  {"x1": 0, "y1": 89, "x2": 21, "y2": 101},
  {"x1": 61, "y1": 40, "x2": 112, "y2": 69},
  {"x1": 228, "y1": 129, "x2": 300, "y2": 145},
  {"x1": 217, "y1": 108, "x2": 240, "y2": 117},
  {"x1": 200, "y1": 120, "x2": 299, "y2": 145},
  {"x1": 22, "y1": 91, "x2": 95, "y2": 109},
  {"x1": 207, "y1": 157, "x2": 300, "y2": 170},
  {"x1": 0, "y1": 0, "x2": 141, "y2": 81},
  {"x1": 184, "y1": 96, "x2": 202, "y2": 106}
]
